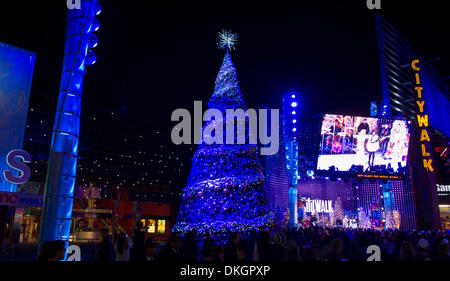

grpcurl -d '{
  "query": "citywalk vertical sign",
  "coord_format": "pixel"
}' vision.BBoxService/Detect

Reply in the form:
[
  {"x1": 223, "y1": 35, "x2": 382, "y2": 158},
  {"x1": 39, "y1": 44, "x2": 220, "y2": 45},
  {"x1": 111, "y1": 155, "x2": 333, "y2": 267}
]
[
  {"x1": 410, "y1": 59, "x2": 440, "y2": 229},
  {"x1": 411, "y1": 59, "x2": 434, "y2": 172}
]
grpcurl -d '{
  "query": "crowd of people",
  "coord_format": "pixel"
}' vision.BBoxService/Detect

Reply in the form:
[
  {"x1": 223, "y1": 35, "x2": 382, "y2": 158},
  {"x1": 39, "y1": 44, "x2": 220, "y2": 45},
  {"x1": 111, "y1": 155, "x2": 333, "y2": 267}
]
[{"x1": 37, "y1": 222, "x2": 450, "y2": 261}]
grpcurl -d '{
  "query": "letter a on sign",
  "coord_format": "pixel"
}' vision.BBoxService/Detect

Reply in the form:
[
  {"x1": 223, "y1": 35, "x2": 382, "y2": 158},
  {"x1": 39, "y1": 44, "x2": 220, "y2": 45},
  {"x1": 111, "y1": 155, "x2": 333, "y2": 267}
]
[
  {"x1": 420, "y1": 129, "x2": 430, "y2": 142},
  {"x1": 367, "y1": 245, "x2": 381, "y2": 261},
  {"x1": 366, "y1": 0, "x2": 381, "y2": 10},
  {"x1": 67, "y1": 245, "x2": 81, "y2": 261}
]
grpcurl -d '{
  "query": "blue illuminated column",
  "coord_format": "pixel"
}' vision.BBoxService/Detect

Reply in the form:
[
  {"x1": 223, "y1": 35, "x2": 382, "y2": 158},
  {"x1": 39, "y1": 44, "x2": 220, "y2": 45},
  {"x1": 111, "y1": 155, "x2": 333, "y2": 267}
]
[
  {"x1": 382, "y1": 182, "x2": 393, "y2": 213},
  {"x1": 283, "y1": 93, "x2": 299, "y2": 228},
  {"x1": 39, "y1": 0, "x2": 101, "y2": 256}
]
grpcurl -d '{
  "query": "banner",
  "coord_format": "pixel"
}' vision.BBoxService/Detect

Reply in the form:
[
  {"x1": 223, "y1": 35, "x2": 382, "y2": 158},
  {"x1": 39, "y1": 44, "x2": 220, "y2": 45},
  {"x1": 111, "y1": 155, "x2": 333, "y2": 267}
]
[
  {"x1": 0, "y1": 42, "x2": 36, "y2": 192},
  {"x1": 0, "y1": 191, "x2": 43, "y2": 207}
]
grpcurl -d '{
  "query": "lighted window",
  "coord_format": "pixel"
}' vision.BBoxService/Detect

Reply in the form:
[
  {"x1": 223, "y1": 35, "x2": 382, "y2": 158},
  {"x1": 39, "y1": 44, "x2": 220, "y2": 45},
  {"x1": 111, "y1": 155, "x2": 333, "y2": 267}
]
[
  {"x1": 147, "y1": 219, "x2": 156, "y2": 233},
  {"x1": 157, "y1": 219, "x2": 166, "y2": 234}
]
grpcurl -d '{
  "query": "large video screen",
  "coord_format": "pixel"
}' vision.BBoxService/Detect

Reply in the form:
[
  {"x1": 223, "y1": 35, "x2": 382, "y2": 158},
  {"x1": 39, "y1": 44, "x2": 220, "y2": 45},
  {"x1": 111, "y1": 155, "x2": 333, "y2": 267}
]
[{"x1": 317, "y1": 114, "x2": 410, "y2": 173}]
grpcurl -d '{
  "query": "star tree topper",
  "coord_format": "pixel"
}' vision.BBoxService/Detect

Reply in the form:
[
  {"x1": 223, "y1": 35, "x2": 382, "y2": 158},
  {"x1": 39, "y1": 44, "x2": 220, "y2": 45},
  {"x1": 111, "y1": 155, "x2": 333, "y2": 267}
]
[{"x1": 217, "y1": 29, "x2": 238, "y2": 52}]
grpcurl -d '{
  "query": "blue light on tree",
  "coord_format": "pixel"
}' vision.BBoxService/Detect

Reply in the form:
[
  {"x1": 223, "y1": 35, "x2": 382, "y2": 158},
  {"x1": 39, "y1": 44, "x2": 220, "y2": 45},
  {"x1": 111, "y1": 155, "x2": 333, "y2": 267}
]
[{"x1": 172, "y1": 31, "x2": 272, "y2": 237}]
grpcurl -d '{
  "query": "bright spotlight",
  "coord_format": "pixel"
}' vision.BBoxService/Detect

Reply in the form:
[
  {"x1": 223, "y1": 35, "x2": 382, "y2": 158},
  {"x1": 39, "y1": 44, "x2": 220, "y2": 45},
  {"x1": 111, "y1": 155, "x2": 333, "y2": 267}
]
[
  {"x1": 292, "y1": 119, "x2": 297, "y2": 124},
  {"x1": 291, "y1": 102, "x2": 298, "y2": 108}
]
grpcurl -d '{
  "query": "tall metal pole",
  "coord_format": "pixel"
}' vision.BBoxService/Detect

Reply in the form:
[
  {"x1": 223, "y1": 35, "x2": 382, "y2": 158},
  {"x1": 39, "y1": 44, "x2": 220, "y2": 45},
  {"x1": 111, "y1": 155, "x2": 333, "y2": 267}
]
[{"x1": 39, "y1": 0, "x2": 101, "y2": 258}]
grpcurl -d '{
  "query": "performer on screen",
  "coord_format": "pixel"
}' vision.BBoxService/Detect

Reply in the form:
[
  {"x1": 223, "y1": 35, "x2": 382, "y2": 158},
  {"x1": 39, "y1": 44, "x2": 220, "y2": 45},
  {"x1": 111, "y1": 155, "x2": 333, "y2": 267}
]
[
  {"x1": 367, "y1": 130, "x2": 390, "y2": 167},
  {"x1": 357, "y1": 119, "x2": 370, "y2": 135},
  {"x1": 380, "y1": 124, "x2": 391, "y2": 158},
  {"x1": 366, "y1": 130, "x2": 380, "y2": 167},
  {"x1": 356, "y1": 119, "x2": 370, "y2": 155}
]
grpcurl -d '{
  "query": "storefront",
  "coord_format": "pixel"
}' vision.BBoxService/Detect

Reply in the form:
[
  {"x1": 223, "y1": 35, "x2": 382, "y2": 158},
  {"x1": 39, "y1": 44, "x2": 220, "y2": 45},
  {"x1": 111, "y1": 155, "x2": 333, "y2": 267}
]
[
  {"x1": 0, "y1": 185, "x2": 175, "y2": 248},
  {"x1": 437, "y1": 184, "x2": 450, "y2": 230},
  {"x1": 0, "y1": 191, "x2": 43, "y2": 244}
]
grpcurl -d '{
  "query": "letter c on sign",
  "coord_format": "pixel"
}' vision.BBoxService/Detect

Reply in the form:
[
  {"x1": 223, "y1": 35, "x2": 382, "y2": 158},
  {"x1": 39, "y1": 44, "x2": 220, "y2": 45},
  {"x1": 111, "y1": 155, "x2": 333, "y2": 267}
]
[{"x1": 411, "y1": 59, "x2": 421, "y2": 71}]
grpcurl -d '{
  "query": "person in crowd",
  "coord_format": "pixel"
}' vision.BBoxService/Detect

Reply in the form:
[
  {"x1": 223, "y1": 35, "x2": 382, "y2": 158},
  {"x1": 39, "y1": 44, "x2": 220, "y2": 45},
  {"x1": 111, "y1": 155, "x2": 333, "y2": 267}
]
[
  {"x1": 399, "y1": 241, "x2": 415, "y2": 261},
  {"x1": 224, "y1": 232, "x2": 241, "y2": 262},
  {"x1": 114, "y1": 232, "x2": 132, "y2": 261},
  {"x1": 348, "y1": 241, "x2": 363, "y2": 261},
  {"x1": 37, "y1": 240, "x2": 66, "y2": 261},
  {"x1": 324, "y1": 239, "x2": 344, "y2": 261},
  {"x1": 432, "y1": 239, "x2": 449, "y2": 261},
  {"x1": 144, "y1": 239, "x2": 157, "y2": 261},
  {"x1": 282, "y1": 240, "x2": 301, "y2": 261},
  {"x1": 130, "y1": 221, "x2": 146, "y2": 261},
  {"x1": 380, "y1": 234, "x2": 396, "y2": 261},
  {"x1": 237, "y1": 244, "x2": 247, "y2": 261},
  {"x1": 415, "y1": 238, "x2": 431, "y2": 261},
  {"x1": 303, "y1": 247, "x2": 319, "y2": 261},
  {"x1": 210, "y1": 245, "x2": 225, "y2": 262},
  {"x1": 96, "y1": 228, "x2": 115, "y2": 261},
  {"x1": 158, "y1": 234, "x2": 183, "y2": 262},
  {"x1": 202, "y1": 231, "x2": 216, "y2": 261},
  {"x1": 182, "y1": 230, "x2": 199, "y2": 261}
]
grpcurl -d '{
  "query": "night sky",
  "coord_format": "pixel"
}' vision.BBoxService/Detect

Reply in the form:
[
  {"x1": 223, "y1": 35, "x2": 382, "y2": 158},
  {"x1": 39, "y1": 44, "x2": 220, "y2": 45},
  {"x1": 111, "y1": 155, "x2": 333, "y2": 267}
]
[{"x1": 1, "y1": 1, "x2": 449, "y2": 137}]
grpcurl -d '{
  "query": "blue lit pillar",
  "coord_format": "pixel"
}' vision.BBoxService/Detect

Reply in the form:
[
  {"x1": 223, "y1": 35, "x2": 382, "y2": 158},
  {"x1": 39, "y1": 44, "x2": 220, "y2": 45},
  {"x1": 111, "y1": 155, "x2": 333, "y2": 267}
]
[
  {"x1": 381, "y1": 182, "x2": 393, "y2": 228},
  {"x1": 39, "y1": 0, "x2": 101, "y2": 257},
  {"x1": 381, "y1": 182, "x2": 393, "y2": 211},
  {"x1": 283, "y1": 93, "x2": 299, "y2": 228}
]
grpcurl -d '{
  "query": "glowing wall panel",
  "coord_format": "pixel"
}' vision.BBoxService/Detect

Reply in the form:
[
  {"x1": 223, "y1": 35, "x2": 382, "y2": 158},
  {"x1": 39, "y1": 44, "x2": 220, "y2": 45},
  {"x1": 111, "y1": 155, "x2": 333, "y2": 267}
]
[{"x1": 0, "y1": 43, "x2": 35, "y2": 192}]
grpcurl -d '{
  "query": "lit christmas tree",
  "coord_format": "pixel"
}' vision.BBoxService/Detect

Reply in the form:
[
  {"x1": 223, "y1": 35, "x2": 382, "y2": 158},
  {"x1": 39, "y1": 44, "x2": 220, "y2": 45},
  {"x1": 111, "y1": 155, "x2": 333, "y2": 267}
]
[
  {"x1": 172, "y1": 30, "x2": 272, "y2": 236},
  {"x1": 334, "y1": 197, "x2": 344, "y2": 222},
  {"x1": 385, "y1": 210, "x2": 393, "y2": 229},
  {"x1": 358, "y1": 207, "x2": 371, "y2": 229}
]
